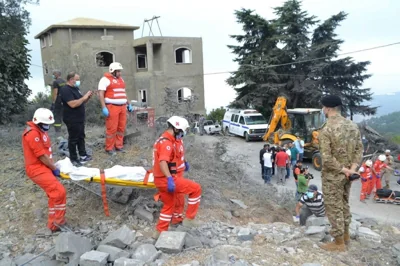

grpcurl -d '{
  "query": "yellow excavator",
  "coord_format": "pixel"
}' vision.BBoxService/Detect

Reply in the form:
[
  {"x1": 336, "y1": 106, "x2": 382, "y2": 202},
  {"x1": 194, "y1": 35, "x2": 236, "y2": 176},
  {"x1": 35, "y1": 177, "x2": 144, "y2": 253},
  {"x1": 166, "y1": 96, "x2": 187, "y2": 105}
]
[{"x1": 263, "y1": 96, "x2": 325, "y2": 171}]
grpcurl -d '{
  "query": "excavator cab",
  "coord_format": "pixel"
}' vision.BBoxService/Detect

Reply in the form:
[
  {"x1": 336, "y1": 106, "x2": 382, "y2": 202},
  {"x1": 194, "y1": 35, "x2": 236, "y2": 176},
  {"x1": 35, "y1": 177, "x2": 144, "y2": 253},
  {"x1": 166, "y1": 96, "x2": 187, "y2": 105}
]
[{"x1": 287, "y1": 108, "x2": 325, "y2": 143}]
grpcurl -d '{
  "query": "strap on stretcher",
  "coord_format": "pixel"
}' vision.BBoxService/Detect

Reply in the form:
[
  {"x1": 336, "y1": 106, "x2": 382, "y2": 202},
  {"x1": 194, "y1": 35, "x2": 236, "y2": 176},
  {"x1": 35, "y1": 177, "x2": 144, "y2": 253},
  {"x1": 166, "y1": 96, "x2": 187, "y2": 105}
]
[{"x1": 100, "y1": 169, "x2": 110, "y2": 216}]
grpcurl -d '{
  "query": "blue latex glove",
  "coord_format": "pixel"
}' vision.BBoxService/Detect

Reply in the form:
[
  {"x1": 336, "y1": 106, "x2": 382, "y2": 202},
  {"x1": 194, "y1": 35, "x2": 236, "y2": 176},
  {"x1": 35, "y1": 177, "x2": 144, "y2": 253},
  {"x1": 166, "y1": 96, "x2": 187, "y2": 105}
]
[
  {"x1": 167, "y1": 176, "x2": 175, "y2": 193},
  {"x1": 296, "y1": 215, "x2": 300, "y2": 219},
  {"x1": 361, "y1": 177, "x2": 367, "y2": 182},
  {"x1": 184, "y1": 161, "x2": 190, "y2": 172},
  {"x1": 52, "y1": 169, "x2": 60, "y2": 177},
  {"x1": 127, "y1": 104, "x2": 133, "y2": 112},
  {"x1": 102, "y1": 107, "x2": 109, "y2": 117},
  {"x1": 376, "y1": 174, "x2": 381, "y2": 179},
  {"x1": 395, "y1": 170, "x2": 400, "y2": 175}
]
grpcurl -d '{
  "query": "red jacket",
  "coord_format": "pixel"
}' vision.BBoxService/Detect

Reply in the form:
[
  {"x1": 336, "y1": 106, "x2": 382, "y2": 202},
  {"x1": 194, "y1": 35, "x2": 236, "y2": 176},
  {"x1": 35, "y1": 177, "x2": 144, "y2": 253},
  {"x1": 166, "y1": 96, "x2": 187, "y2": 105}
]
[{"x1": 22, "y1": 122, "x2": 53, "y2": 177}]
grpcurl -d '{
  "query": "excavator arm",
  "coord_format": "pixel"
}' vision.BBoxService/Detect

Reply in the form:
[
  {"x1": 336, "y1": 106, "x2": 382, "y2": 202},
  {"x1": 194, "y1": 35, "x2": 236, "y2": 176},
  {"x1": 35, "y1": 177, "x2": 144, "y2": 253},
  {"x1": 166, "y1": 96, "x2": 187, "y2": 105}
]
[{"x1": 263, "y1": 96, "x2": 292, "y2": 142}]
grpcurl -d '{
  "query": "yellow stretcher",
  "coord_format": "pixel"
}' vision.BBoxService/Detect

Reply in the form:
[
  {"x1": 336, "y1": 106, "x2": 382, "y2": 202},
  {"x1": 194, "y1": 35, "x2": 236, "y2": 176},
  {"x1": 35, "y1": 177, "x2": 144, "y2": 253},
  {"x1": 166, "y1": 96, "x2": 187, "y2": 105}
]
[{"x1": 59, "y1": 173, "x2": 156, "y2": 189}]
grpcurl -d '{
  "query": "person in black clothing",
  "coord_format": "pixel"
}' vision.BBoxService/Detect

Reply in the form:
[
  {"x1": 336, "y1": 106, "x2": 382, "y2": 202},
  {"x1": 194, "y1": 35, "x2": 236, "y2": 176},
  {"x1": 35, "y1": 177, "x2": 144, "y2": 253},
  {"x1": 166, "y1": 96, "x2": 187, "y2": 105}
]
[
  {"x1": 270, "y1": 146, "x2": 276, "y2": 175},
  {"x1": 259, "y1": 144, "x2": 269, "y2": 179},
  {"x1": 60, "y1": 72, "x2": 93, "y2": 166},
  {"x1": 51, "y1": 70, "x2": 66, "y2": 134}
]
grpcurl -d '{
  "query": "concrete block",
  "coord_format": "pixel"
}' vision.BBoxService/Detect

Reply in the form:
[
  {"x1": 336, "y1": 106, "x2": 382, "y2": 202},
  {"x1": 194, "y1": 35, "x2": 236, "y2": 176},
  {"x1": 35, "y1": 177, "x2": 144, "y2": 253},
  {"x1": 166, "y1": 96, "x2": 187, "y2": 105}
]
[
  {"x1": 114, "y1": 257, "x2": 145, "y2": 266},
  {"x1": 131, "y1": 244, "x2": 158, "y2": 262},
  {"x1": 305, "y1": 216, "x2": 329, "y2": 227},
  {"x1": 237, "y1": 228, "x2": 254, "y2": 241},
  {"x1": 392, "y1": 242, "x2": 400, "y2": 257},
  {"x1": 358, "y1": 227, "x2": 381, "y2": 243},
  {"x1": 134, "y1": 207, "x2": 154, "y2": 223},
  {"x1": 55, "y1": 232, "x2": 92, "y2": 265},
  {"x1": 96, "y1": 245, "x2": 130, "y2": 262},
  {"x1": 304, "y1": 226, "x2": 326, "y2": 241},
  {"x1": 155, "y1": 231, "x2": 186, "y2": 254},
  {"x1": 100, "y1": 225, "x2": 136, "y2": 249},
  {"x1": 0, "y1": 257, "x2": 16, "y2": 266},
  {"x1": 79, "y1": 251, "x2": 109, "y2": 266}
]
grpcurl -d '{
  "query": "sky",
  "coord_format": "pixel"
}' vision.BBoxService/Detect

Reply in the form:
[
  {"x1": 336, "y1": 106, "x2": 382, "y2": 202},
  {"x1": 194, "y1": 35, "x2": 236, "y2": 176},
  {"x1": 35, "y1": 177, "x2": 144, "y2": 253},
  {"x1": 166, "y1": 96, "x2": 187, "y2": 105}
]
[{"x1": 25, "y1": 0, "x2": 400, "y2": 112}]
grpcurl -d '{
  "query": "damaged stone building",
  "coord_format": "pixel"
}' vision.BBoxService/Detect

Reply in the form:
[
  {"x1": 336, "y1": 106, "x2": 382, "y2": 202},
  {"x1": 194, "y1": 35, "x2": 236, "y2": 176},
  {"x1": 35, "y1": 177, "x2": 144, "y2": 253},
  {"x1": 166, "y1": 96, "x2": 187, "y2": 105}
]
[{"x1": 34, "y1": 18, "x2": 206, "y2": 118}]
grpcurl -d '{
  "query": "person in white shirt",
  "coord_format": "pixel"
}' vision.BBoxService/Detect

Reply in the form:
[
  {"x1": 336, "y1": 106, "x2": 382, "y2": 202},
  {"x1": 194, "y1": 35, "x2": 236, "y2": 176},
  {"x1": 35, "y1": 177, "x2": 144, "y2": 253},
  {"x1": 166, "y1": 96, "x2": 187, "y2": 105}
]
[
  {"x1": 294, "y1": 136, "x2": 305, "y2": 162},
  {"x1": 284, "y1": 144, "x2": 291, "y2": 179},
  {"x1": 263, "y1": 149, "x2": 274, "y2": 185}
]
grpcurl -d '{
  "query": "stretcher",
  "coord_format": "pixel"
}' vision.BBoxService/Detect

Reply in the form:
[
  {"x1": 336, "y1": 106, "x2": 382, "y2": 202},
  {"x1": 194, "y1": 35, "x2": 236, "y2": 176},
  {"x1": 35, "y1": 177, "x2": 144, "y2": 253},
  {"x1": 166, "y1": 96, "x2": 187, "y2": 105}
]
[
  {"x1": 374, "y1": 191, "x2": 400, "y2": 205},
  {"x1": 55, "y1": 158, "x2": 156, "y2": 216},
  {"x1": 56, "y1": 157, "x2": 156, "y2": 189}
]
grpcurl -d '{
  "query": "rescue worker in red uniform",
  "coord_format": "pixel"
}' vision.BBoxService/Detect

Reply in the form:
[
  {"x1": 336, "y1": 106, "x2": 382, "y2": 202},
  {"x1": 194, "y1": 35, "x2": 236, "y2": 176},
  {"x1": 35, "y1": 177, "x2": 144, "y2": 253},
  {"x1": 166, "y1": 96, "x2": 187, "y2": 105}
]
[
  {"x1": 152, "y1": 116, "x2": 202, "y2": 238},
  {"x1": 371, "y1": 154, "x2": 396, "y2": 194},
  {"x1": 359, "y1": 159, "x2": 373, "y2": 202},
  {"x1": 171, "y1": 137, "x2": 190, "y2": 225},
  {"x1": 22, "y1": 108, "x2": 67, "y2": 232},
  {"x1": 98, "y1": 62, "x2": 133, "y2": 155}
]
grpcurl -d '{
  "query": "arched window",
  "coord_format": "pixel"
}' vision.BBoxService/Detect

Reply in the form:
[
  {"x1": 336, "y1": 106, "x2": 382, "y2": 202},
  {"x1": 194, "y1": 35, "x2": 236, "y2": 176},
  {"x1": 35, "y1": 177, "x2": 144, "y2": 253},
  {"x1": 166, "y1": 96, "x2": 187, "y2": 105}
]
[
  {"x1": 95, "y1": 51, "x2": 114, "y2": 67},
  {"x1": 175, "y1": 47, "x2": 192, "y2": 64},
  {"x1": 177, "y1": 87, "x2": 193, "y2": 103}
]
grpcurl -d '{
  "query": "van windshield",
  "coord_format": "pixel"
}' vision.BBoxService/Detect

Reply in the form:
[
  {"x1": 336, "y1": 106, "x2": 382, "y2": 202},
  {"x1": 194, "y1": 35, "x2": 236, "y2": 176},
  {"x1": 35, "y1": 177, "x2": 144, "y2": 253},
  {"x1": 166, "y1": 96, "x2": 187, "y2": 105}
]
[{"x1": 244, "y1": 115, "x2": 267, "y2": 125}]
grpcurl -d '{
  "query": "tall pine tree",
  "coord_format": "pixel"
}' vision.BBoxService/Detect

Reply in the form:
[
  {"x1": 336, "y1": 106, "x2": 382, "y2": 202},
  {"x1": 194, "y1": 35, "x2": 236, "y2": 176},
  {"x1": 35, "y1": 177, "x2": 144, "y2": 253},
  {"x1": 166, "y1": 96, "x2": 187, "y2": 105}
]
[{"x1": 227, "y1": 0, "x2": 376, "y2": 119}]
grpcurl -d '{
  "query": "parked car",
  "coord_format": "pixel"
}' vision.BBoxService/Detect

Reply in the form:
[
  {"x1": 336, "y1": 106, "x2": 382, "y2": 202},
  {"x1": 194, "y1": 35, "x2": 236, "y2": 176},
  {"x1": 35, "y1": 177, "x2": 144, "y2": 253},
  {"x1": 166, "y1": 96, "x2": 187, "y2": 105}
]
[{"x1": 191, "y1": 120, "x2": 222, "y2": 135}]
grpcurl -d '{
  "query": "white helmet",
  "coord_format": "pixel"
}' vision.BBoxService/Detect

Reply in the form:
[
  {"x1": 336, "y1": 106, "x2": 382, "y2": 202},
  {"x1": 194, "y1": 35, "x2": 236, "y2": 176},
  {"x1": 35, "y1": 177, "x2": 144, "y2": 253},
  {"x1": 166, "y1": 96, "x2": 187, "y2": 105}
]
[
  {"x1": 359, "y1": 166, "x2": 365, "y2": 173},
  {"x1": 109, "y1": 62, "x2": 123, "y2": 73},
  {"x1": 365, "y1": 160, "x2": 373, "y2": 168},
  {"x1": 385, "y1": 149, "x2": 391, "y2": 153},
  {"x1": 378, "y1": 154, "x2": 386, "y2": 162},
  {"x1": 167, "y1": 116, "x2": 189, "y2": 131},
  {"x1": 32, "y1": 108, "x2": 55, "y2": 125}
]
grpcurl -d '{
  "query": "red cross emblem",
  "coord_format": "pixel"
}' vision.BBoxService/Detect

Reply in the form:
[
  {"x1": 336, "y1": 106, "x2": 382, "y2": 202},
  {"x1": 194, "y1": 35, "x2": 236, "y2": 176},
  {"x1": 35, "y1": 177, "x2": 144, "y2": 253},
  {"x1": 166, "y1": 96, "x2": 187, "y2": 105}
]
[
  {"x1": 49, "y1": 115, "x2": 53, "y2": 120},
  {"x1": 176, "y1": 122, "x2": 180, "y2": 126}
]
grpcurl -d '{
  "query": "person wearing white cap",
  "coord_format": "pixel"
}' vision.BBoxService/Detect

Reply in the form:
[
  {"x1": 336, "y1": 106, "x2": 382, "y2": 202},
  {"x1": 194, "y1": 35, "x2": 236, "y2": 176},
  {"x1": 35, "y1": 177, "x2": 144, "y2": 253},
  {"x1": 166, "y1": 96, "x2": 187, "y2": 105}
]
[{"x1": 383, "y1": 150, "x2": 394, "y2": 188}]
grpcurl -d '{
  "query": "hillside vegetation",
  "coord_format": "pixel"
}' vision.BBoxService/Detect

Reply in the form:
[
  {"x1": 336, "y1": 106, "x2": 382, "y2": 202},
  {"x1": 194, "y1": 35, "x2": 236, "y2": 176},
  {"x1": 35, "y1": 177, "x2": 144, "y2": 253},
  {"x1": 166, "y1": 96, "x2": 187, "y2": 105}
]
[{"x1": 366, "y1": 111, "x2": 400, "y2": 144}]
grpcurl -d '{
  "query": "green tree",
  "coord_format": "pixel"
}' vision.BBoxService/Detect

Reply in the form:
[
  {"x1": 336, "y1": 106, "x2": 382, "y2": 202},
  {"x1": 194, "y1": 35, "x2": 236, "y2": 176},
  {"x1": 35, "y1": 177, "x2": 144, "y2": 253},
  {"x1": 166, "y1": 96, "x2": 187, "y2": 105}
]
[
  {"x1": 0, "y1": 0, "x2": 39, "y2": 124},
  {"x1": 227, "y1": 0, "x2": 376, "y2": 119},
  {"x1": 207, "y1": 107, "x2": 226, "y2": 122}
]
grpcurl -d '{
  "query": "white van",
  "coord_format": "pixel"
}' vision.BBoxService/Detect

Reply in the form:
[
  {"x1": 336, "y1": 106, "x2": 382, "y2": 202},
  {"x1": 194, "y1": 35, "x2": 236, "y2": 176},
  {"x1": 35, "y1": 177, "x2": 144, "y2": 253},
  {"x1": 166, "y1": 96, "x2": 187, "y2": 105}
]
[{"x1": 222, "y1": 109, "x2": 269, "y2": 141}]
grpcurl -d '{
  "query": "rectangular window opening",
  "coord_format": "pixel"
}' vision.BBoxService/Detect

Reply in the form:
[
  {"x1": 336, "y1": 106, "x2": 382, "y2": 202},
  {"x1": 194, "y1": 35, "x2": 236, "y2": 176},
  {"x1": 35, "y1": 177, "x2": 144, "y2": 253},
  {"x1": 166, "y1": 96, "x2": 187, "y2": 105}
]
[
  {"x1": 139, "y1": 89, "x2": 147, "y2": 103},
  {"x1": 137, "y1": 54, "x2": 147, "y2": 69}
]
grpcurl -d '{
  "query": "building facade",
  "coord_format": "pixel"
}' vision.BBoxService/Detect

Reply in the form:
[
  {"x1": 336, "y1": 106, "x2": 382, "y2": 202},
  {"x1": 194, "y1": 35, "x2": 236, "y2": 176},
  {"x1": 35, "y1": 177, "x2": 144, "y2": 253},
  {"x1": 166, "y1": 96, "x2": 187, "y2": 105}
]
[{"x1": 34, "y1": 18, "x2": 206, "y2": 118}]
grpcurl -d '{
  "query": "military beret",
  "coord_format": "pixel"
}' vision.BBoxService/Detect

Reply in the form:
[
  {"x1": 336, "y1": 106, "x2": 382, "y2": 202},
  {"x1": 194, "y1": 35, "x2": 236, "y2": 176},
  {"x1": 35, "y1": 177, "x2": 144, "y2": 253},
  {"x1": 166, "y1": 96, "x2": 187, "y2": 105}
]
[{"x1": 321, "y1": 95, "x2": 342, "y2": 107}]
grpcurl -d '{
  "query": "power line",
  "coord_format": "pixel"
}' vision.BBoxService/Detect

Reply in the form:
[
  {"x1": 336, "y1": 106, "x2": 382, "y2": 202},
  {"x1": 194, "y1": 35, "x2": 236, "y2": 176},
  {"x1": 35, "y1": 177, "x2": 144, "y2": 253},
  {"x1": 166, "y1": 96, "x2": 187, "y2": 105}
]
[{"x1": 30, "y1": 41, "x2": 400, "y2": 78}]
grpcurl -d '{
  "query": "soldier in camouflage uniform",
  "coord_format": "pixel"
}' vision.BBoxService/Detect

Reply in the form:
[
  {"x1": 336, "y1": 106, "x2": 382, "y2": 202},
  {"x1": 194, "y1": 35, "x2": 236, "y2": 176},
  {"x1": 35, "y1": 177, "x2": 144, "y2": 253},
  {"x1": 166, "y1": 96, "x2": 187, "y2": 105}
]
[
  {"x1": 318, "y1": 95, "x2": 363, "y2": 252},
  {"x1": 383, "y1": 149, "x2": 394, "y2": 188}
]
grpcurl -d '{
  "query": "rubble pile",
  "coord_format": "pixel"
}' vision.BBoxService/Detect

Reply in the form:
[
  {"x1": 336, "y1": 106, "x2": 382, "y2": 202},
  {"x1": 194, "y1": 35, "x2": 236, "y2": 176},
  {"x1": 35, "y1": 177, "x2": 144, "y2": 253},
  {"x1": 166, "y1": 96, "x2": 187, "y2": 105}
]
[
  {"x1": 2, "y1": 216, "x2": 400, "y2": 266},
  {"x1": 359, "y1": 124, "x2": 400, "y2": 157}
]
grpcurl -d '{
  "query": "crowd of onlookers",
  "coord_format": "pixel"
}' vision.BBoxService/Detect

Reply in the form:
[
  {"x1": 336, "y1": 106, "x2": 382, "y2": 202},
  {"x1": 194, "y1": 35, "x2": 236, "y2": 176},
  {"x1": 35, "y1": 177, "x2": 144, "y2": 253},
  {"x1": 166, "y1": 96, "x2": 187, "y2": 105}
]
[{"x1": 259, "y1": 138, "x2": 324, "y2": 225}]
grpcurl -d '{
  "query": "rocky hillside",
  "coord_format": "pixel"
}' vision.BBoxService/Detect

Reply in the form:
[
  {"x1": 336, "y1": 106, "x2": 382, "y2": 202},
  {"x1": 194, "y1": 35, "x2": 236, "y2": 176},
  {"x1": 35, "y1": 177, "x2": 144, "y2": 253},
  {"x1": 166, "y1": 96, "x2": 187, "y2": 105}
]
[{"x1": 0, "y1": 126, "x2": 400, "y2": 266}]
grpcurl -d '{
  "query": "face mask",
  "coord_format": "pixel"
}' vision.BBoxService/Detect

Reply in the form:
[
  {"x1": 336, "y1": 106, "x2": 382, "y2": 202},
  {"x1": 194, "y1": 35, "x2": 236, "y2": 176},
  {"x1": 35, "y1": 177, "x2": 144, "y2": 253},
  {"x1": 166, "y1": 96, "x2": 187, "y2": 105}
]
[
  {"x1": 52, "y1": 75, "x2": 56, "y2": 79},
  {"x1": 39, "y1": 124, "x2": 50, "y2": 131},
  {"x1": 176, "y1": 131, "x2": 186, "y2": 139},
  {"x1": 306, "y1": 192, "x2": 314, "y2": 198},
  {"x1": 75, "y1": 81, "x2": 81, "y2": 87}
]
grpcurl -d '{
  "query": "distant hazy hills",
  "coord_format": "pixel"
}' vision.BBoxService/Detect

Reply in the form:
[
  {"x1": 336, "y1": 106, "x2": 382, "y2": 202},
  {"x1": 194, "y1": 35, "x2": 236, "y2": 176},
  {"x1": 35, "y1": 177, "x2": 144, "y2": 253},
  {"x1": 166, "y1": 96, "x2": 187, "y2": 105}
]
[{"x1": 354, "y1": 91, "x2": 400, "y2": 122}]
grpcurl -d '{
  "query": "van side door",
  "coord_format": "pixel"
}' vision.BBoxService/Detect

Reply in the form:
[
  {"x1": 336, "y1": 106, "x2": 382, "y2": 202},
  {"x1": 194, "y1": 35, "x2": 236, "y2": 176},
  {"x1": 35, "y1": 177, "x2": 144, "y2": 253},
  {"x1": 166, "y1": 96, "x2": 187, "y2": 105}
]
[
  {"x1": 238, "y1": 116, "x2": 247, "y2": 137},
  {"x1": 230, "y1": 114, "x2": 239, "y2": 135}
]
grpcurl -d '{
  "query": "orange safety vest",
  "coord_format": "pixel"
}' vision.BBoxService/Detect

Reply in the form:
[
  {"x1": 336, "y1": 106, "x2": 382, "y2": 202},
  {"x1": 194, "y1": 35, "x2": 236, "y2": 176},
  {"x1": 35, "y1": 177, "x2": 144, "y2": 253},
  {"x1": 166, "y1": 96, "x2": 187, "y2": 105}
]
[
  {"x1": 152, "y1": 132, "x2": 176, "y2": 178},
  {"x1": 175, "y1": 139, "x2": 186, "y2": 173},
  {"x1": 373, "y1": 161, "x2": 387, "y2": 175},
  {"x1": 360, "y1": 164, "x2": 372, "y2": 179},
  {"x1": 103, "y1": 73, "x2": 127, "y2": 102},
  {"x1": 22, "y1": 121, "x2": 53, "y2": 177}
]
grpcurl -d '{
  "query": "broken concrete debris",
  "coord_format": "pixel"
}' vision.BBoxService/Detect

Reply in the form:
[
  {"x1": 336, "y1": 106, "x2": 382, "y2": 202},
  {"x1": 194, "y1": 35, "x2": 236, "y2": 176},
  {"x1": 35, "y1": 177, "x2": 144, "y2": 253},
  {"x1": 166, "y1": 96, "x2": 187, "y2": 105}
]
[
  {"x1": 230, "y1": 199, "x2": 248, "y2": 209},
  {"x1": 155, "y1": 231, "x2": 186, "y2": 254},
  {"x1": 96, "y1": 245, "x2": 129, "y2": 262},
  {"x1": 134, "y1": 207, "x2": 154, "y2": 223},
  {"x1": 114, "y1": 257, "x2": 145, "y2": 266},
  {"x1": 79, "y1": 250, "x2": 109, "y2": 266},
  {"x1": 55, "y1": 232, "x2": 92, "y2": 265},
  {"x1": 99, "y1": 224, "x2": 136, "y2": 249}
]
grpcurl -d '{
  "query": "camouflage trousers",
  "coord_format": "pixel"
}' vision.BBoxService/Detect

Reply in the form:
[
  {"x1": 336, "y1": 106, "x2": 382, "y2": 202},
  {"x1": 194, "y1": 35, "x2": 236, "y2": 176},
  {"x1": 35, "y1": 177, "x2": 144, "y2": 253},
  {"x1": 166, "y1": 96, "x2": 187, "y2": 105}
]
[{"x1": 322, "y1": 176, "x2": 352, "y2": 238}]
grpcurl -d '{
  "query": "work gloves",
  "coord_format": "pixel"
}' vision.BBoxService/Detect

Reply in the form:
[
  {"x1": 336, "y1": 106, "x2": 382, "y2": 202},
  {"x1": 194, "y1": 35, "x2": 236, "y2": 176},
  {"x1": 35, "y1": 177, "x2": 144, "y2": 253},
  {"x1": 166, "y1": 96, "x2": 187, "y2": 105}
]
[
  {"x1": 50, "y1": 103, "x2": 55, "y2": 112},
  {"x1": 127, "y1": 104, "x2": 133, "y2": 112},
  {"x1": 102, "y1": 107, "x2": 109, "y2": 117},
  {"x1": 167, "y1": 176, "x2": 175, "y2": 193},
  {"x1": 52, "y1": 169, "x2": 60, "y2": 177},
  {"x1": 395, "y1": 170, "x2": 400, "y2": 175},
  {"x1": 185, "y1": 161, "x2": 190, "y2": 172},
  {"x1": 376, "y1": 174, "x2": 381, "y2": 179},
  {"x1": 361, "y1": 177, "x2": 367, "y2": 182}
]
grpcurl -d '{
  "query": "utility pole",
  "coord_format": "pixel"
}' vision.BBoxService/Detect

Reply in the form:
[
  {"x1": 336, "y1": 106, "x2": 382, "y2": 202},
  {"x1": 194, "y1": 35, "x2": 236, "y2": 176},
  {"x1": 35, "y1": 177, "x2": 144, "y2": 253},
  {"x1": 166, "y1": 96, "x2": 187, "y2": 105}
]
[{"x1": 141, "y1": 16, "x2": 163, "y2": 37}]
